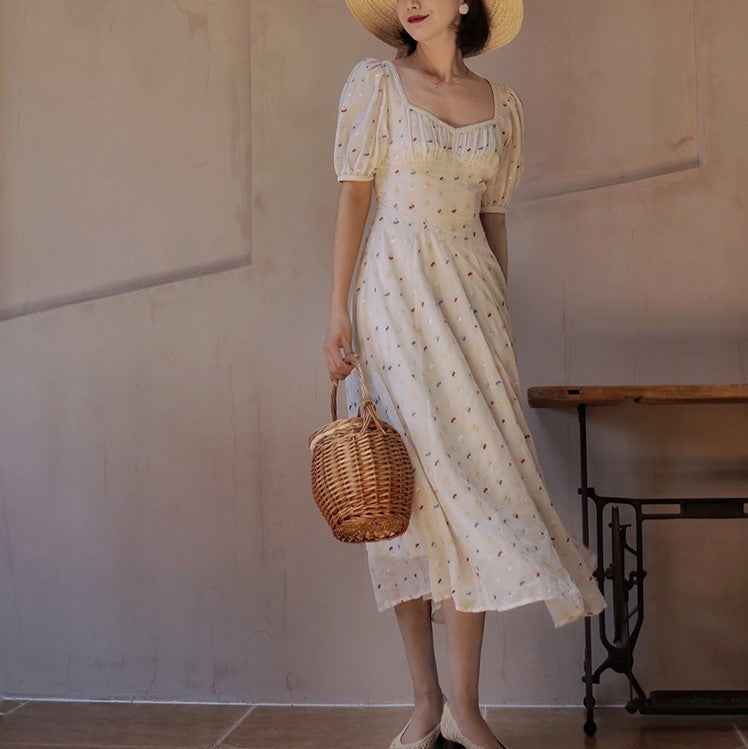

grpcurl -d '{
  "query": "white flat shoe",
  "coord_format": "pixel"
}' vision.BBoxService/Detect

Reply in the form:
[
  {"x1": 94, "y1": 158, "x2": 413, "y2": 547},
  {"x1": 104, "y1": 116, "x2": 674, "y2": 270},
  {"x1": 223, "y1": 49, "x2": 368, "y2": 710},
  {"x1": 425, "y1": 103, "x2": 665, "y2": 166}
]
[
  {"x1": 388, "y1": 714, "x2": 441, "y2": 749},
  {"x1": 440, "y1": 698, "x2": 509, "y2": 749}
]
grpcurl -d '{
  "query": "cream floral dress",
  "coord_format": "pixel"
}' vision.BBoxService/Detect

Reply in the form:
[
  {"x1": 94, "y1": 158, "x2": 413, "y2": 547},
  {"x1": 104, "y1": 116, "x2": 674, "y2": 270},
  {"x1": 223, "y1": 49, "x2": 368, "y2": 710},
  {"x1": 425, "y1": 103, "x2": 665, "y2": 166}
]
[{"x1": 334, "y1": 57, "x2": 606, "y2": 627}]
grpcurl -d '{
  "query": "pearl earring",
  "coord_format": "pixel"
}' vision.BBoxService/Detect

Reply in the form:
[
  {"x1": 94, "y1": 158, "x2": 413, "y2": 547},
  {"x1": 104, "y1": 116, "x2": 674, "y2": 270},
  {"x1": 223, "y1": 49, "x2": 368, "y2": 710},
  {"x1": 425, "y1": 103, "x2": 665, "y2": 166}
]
[{"x1": 458, "y1": 2, "x2": 469, "y2": 14}]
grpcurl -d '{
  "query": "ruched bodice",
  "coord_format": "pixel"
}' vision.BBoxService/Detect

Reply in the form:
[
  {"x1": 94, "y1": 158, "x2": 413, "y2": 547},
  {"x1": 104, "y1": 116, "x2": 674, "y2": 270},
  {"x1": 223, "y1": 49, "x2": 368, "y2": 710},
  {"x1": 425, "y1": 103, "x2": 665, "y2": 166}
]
[{"x1": 334, "y1": 58, "x2": 524, "y2": 223}]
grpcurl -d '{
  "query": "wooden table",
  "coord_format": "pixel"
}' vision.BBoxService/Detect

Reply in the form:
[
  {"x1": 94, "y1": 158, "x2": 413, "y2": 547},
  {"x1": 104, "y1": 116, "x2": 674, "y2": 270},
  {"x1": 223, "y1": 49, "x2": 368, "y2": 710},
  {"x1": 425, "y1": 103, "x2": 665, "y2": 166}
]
[{"x1": 527, "y1": 385, "x2": 748, "y2": 736}]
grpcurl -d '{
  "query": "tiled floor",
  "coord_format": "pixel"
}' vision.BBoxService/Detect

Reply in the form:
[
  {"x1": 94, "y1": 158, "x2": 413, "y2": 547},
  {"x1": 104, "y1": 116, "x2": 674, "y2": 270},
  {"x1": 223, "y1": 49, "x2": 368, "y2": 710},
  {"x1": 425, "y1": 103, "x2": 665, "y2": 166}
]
[{"x1": 1, "y1": 698, "x2": 747, "y2": 748}]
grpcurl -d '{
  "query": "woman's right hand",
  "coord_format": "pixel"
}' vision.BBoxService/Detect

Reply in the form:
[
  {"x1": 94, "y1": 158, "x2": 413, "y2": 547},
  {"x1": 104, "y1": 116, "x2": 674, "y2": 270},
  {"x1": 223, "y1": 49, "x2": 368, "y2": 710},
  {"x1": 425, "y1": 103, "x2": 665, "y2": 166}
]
[{"x1": 323, "y1": 310, "x2": 355, "y2": 383}]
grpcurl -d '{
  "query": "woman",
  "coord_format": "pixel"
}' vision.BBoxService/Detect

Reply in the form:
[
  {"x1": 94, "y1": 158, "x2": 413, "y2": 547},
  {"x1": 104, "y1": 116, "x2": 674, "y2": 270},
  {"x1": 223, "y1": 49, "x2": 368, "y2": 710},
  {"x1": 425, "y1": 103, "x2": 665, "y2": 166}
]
[{"x1": 322, "y1": 2, "x2": 607, "y2": 747}]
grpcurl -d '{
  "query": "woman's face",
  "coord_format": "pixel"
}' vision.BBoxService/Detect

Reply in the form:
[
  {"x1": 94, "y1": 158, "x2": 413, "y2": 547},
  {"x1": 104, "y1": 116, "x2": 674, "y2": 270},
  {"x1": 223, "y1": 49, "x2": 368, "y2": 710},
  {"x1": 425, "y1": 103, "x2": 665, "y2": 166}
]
[{"x1": 396, "y1": 0, "x2": 462, "y2": 45}]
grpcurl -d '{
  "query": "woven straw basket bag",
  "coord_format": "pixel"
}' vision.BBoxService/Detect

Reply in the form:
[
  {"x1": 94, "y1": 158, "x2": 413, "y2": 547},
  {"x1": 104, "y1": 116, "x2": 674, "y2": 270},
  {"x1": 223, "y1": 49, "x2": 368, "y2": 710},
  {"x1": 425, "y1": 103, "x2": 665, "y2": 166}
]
[{"x1": 308, "y1": 352, "x2": 414, "y2": 543}]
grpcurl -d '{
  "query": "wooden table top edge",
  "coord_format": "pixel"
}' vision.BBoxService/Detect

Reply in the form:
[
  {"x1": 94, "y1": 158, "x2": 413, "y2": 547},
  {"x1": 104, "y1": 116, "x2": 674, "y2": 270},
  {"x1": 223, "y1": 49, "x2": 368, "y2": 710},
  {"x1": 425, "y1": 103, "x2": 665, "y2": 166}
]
[{"x1": 526, "y1": 384, "x2": 748, "y2": 407}]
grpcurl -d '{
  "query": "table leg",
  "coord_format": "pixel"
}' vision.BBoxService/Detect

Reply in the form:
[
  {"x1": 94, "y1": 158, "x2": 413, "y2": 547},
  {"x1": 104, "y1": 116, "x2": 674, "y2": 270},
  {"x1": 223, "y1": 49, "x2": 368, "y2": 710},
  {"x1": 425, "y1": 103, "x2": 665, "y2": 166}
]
[{"x1": 578, "y1": 404, "x2": 598, "y2": 735}]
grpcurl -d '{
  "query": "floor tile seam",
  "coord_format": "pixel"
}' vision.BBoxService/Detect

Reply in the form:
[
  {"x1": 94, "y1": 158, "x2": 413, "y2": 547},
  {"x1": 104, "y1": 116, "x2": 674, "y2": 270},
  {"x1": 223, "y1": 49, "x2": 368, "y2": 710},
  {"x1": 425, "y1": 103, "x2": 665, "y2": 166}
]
[
  {"x1": 208, "y1": 704, "x2": 259, "y2": 749},
  {"x1": 733, "y1": 722, "x2": 748, "y2": 748},
  {"x1": 0, "y1": 701, "x2": 30, "y2": 717}
]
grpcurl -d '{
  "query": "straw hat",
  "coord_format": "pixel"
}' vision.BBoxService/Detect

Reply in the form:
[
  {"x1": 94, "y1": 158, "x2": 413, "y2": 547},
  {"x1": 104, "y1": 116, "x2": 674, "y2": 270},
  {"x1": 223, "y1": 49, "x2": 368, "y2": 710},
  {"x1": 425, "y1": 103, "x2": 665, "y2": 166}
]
[{"x1": 344, "y1": 0, "x2": 523, "y2": 58}]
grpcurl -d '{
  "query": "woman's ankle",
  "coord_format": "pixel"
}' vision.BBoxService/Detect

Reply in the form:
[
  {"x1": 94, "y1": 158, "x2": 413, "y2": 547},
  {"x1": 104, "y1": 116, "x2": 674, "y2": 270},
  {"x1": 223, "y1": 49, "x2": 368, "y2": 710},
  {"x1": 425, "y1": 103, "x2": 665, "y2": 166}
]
[
  {"x1": 412, "y1": 690, "x2": 444, "y2": 717},
  {"x1": 446, "y1": 695, "x2": 482, "y2": 721}
]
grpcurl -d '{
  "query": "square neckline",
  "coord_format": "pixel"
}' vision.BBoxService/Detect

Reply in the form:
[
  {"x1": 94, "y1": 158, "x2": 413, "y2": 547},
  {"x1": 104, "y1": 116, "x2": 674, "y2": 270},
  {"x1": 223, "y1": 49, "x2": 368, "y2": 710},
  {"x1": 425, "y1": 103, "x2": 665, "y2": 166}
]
[{"x1": 383, "y1": 58, "x2": 499, "y2": 133}]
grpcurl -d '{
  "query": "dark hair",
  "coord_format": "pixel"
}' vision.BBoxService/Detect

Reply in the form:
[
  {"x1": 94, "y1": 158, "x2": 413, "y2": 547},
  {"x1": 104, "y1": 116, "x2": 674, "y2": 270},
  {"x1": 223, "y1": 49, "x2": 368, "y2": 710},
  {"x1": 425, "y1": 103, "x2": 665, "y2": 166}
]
[{"x1": 397, "y1": 1, "x2": 491, "y2": 58}]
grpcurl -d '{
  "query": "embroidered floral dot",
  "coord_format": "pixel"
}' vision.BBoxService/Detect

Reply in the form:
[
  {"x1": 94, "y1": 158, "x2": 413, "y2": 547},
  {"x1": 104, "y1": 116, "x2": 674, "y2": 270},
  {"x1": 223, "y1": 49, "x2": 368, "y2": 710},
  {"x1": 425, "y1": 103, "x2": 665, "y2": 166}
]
[{"x1": 332, "y1": 56, "x2": 607, "y2": 629}]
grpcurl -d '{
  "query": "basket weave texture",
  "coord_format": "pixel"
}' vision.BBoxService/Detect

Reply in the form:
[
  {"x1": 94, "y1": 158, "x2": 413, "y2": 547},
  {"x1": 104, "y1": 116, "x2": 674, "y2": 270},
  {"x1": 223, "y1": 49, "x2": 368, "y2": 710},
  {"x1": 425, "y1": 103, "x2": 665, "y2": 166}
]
[{"x1": 308, "y1": 353, "x2": 414, "y2": 543}]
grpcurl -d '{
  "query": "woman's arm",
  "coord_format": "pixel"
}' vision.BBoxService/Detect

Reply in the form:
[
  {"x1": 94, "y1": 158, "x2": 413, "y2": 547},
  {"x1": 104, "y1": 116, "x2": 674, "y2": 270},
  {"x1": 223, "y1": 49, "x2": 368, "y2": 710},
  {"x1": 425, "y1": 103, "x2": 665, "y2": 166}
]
[
  {"x1": 480, "y1": 212, "x2": 509, "y2": 282},
  {"x1": 324, "y1": 180, "x2": 372, "y2": 381},
  {"x1": 329, "y1": 181, "x2": 372, "y2": 313}
]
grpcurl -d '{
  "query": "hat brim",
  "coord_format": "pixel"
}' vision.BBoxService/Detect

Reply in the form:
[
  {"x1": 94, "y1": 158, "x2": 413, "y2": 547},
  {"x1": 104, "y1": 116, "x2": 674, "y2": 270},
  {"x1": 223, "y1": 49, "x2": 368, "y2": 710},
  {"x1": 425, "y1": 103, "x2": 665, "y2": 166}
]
[{"x1": 344, "y1": 0, "x2": 523, "y2": 58}]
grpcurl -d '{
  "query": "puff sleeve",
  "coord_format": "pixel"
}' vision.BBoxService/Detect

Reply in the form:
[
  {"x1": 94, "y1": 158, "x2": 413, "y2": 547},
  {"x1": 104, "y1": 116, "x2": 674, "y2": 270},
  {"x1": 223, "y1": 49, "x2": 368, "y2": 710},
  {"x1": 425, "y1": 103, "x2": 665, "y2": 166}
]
[
  {"x1": 480, "y1": 85, "x2": 525, "y2": 213},
  {"x1": 333, "y1": 57, "x2": 390, "y2": 182}
]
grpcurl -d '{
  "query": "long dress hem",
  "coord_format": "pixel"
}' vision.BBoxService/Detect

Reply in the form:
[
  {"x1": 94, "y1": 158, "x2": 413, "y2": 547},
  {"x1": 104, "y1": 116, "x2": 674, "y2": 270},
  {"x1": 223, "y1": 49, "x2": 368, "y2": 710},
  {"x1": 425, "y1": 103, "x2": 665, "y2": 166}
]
[{"x1": 377, "y1": 589, "x2": 605, "y2": 629}]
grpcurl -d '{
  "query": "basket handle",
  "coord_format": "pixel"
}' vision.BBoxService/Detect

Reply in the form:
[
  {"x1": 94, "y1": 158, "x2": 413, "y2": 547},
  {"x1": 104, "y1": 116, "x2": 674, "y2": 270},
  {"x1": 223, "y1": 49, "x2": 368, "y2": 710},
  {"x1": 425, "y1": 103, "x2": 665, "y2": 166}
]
[{"x1": 330, "y1": 353, "x2": 387, "y2": 436}]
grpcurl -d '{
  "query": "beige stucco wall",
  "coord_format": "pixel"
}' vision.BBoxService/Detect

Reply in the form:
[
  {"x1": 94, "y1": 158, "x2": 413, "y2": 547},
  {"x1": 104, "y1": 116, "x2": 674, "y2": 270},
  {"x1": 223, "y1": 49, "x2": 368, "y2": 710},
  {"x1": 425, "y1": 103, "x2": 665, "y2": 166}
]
[{"x1": 0, "y1": 0, "x2": 746, "y2": 704}]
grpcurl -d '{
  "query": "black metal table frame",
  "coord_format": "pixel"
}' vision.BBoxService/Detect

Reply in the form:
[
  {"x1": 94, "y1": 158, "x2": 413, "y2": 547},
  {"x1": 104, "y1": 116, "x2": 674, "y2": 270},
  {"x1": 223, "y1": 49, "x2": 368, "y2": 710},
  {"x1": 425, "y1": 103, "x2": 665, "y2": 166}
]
[{"x1": 575, "y1": 402, "x2": 748, "y2": 736}]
